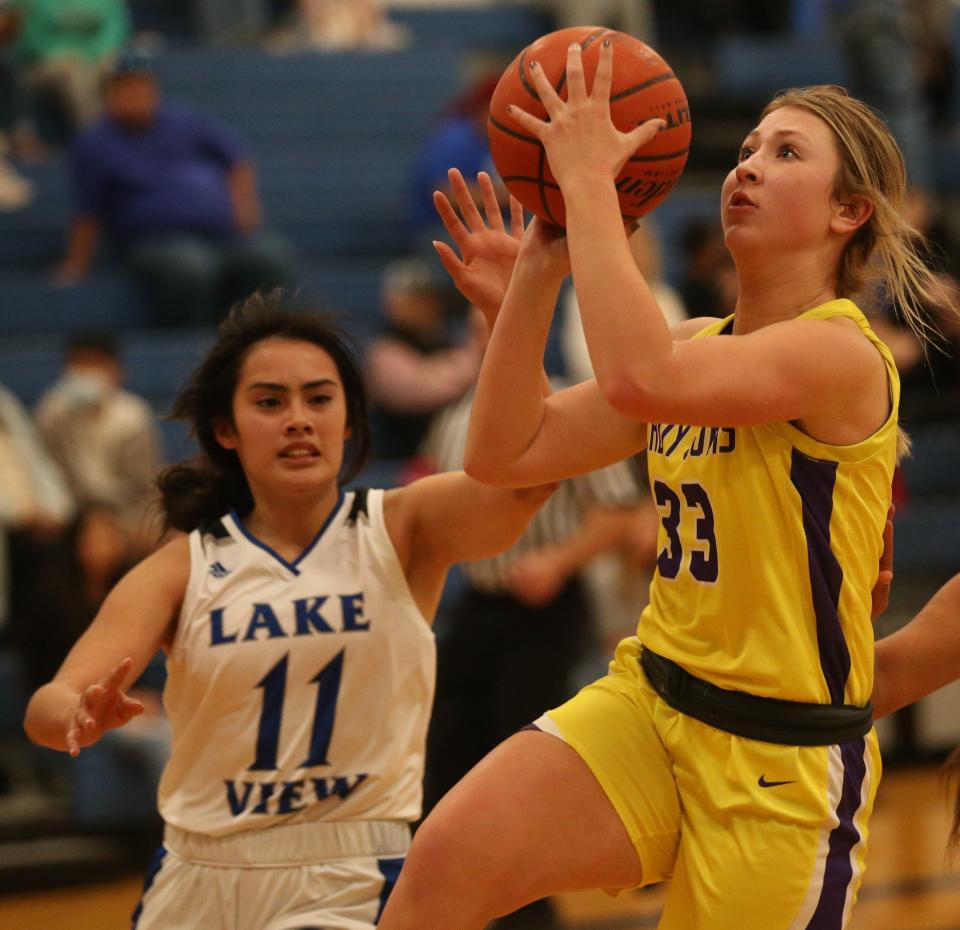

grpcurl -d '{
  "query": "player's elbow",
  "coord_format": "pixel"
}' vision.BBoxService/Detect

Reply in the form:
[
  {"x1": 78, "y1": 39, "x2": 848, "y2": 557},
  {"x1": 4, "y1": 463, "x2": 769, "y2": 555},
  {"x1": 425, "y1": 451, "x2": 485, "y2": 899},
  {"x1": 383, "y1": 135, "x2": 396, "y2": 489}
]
[
  {"x1": 22, "y1": 692, "x2": 54, "y2": 750},
  {"x1": 463, "y1": 446, "x2": 514, "y2": 487},
  {"x1": 513, "y1": 481, "x2": 559, "y2": 509},
  {"x1": 598, "y1": 369, "x2": 659, "y2": 421}
]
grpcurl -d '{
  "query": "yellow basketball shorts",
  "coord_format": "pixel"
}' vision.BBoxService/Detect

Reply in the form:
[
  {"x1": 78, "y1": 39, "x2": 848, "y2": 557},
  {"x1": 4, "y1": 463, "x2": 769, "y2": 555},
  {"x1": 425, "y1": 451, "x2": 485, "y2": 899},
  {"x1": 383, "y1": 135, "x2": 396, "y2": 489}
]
[{"x1": 544, "y1": 636, "x2": 881, "y2": 930}]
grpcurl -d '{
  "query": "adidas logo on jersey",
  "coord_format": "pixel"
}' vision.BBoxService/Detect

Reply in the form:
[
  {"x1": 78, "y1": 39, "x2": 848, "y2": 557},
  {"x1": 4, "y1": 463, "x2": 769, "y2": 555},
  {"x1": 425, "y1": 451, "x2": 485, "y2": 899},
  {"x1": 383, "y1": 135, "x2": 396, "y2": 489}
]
[{"x1": 209, "y1": 561, "x2": 231, "y2": 578}]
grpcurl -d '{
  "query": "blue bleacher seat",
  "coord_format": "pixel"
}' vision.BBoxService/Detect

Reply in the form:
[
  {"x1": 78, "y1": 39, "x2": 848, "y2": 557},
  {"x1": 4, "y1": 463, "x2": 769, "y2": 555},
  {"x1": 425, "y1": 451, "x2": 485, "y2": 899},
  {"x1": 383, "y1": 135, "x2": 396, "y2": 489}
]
[
  {"x1": 713, "y1": 37, "x2": 849, "y2": 99},
  {"x1": 901, "y1": 424, "x2": 960, "y2": 497},
  {"x1": 391, "y1": 6, "x2": 550, "y2": 51},
  {"x1": 0, "y1": 328, "x2": 211, "y2": 409},
  {"x1": 648, "y1": 187, "x2": 721, "y2": 290},
  {"x1": 894, "y1": 498, "x2": 960, "y2": 573},
  {"x1": 0, "y1": 275, "x2": 146, "y2": 337}
]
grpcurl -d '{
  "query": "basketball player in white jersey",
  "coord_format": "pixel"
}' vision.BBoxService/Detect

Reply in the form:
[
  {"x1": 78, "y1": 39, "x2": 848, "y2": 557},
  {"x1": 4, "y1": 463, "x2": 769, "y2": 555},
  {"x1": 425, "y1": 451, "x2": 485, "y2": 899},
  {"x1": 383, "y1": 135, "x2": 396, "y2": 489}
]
[{"x1": 23, "y1": 290, "x2": 555, "y2": 930}]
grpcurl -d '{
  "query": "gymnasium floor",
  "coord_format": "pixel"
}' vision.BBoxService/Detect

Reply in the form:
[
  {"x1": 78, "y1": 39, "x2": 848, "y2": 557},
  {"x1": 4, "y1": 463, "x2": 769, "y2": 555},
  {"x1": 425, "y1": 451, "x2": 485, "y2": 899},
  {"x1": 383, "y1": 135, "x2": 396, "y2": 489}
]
[{"x1": 2, "y1": 765, "x2": 957, "y2": 930}]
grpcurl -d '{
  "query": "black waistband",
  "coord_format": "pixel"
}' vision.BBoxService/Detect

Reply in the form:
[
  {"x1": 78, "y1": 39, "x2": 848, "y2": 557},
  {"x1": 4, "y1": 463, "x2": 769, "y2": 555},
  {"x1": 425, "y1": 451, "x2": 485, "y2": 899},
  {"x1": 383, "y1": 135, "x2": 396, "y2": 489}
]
[{"x1": 640, "y1": 648, "x2": 873, "y2": 746}]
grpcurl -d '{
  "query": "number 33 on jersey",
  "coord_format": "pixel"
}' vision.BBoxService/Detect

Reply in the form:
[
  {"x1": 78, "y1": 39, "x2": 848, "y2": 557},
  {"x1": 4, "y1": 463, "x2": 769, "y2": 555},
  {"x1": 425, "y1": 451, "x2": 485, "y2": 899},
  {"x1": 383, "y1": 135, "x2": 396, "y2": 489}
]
[{"x1": 640, "y1": 306, "x2": 897, "y2": 708}]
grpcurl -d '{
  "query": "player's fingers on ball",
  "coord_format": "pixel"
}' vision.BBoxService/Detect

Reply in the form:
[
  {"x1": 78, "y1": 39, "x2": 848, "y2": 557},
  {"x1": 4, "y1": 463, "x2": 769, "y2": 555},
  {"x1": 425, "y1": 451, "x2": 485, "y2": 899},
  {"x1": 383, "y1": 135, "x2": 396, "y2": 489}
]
[
  {"x1": 623, "y1": 122, "x2": 663, "y2": 159},
  {"x1": 509, "y1": 195, "x2": 524, "y2": 238},
  {"x1": 629, "y1": 118, "x2": 667, "y2": 149},
  {"x1": 526, "y1": 61, "x2": 563, "y2": 116},
  {"x1": 477, "y1": 172, "x2": 503, "y2": 229},
  {"x1": 505, "y1": 103, "x2": 545, "y2": 137},
  {"x1": 565, "y1": 42, "x2": 587, "y2": 103},
  {"x1": 591, "y1": 39, "x2": 614, "y2": 102}
]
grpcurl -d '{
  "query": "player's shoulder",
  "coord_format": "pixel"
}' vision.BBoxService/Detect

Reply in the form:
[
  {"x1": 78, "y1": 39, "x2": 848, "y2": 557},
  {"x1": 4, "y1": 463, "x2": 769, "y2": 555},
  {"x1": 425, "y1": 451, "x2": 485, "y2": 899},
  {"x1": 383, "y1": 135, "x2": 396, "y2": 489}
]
[
  {"x1": 117, "y1": 533, "x2": 191, "y2": 605},
  {"x1": 146, "y1": 533, "x2": 192, "y2": 574}
]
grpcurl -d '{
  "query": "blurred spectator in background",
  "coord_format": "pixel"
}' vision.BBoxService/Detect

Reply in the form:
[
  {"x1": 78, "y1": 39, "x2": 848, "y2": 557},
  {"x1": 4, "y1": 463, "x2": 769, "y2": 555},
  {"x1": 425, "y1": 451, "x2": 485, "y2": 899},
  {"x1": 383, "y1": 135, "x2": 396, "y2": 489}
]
[
  {"x1": 0, "y1": 2, "x2": 32, "y2": 208},
  {"x1": 0, "y1": 381, "x2": 73, "y2": 651},
  {"x1": 654, "y1": 0, "x2": 791, "y2": 47},
  {"x1": 861, "y1": 188, "x2": 960, "y2": 422},
  {"x1": 677, "y1": 217, "x2": 738, "y2": 318},
  {"x1": 35, "y1": 331, "x2": 162, "y2": 556},
  {"x1": 541, "y1": 0, "x2": 656, "y2": 43},
  {"x1": 11, "y1": 502, "x2": 130, "y2": 694},
  {"x1": 1, "y1": 0, "x2": 129, "y2": 145},
  {"x1": 827, "y1": 0, "x2": 960, "y2": 420},
  {"x1": 562, "y1": 219, "x2": 686, "y2": 384},
  {"x1": 829, "y1": 0, "x2": 939, "y2": 195},
  {"x1": 364, "y1": 258, "x2": 484, "y2": 461},
  {"x1": 195, "y1": 0, "x2": 271, "y2": 47},
  {"x1": 270, "y1": 0, "x2": 410, "y2": 52},
  {"x1": 409, "y1": 73, "x2": 506, "y2": 250},
  {"x1": 54, "y1": 51, "x2": 298, "y2": 326},
  {"x1": 8, "y1": 499, "x2": 168, "y2": 811},
  {"x1": 421, "y1": 378, "x2": 650, "y2": 930}
]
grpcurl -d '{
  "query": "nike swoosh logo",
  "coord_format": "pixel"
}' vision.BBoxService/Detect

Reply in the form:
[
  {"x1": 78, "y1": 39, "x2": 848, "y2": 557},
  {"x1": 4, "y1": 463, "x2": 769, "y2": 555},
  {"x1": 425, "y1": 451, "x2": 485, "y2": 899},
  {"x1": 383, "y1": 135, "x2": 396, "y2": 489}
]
[{"x1": 758, "y1": 775, "x2": 796, "y2": 788}]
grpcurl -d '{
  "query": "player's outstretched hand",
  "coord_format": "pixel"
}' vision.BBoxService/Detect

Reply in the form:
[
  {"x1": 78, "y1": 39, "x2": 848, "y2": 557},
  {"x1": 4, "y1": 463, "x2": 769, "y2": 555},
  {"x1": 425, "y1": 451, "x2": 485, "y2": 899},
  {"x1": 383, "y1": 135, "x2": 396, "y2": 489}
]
[
  {"x1": 65, "y1": 657, "x2": 145, "y2": 757},
  {"x1": 871, "y1": 504, "x2": 895, "y2": 621},
  {"x1": 433, "y1": 168, "x2": 524, "y2": 322}
]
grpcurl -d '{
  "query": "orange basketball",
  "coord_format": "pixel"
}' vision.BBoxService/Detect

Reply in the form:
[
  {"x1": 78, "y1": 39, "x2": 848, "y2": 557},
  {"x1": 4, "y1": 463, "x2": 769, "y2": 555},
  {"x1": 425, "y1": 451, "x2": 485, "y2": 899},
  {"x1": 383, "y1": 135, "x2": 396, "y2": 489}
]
[{"x1": 488, "y1": 26, "x2": 691, "y2": 227}]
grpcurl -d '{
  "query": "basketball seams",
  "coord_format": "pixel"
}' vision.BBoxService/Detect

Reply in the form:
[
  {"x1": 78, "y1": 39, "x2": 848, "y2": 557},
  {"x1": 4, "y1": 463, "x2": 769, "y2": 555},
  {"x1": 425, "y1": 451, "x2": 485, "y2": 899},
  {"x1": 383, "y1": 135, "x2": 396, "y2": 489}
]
[
  {"x1": 488, "y1": 26, "x2": 691, "y2": 226},
  {"x1": 487, "y1": 114, "x2": 541, "y2": 147},
  {"x1": 611, "y1": 72, "x2": 677, "y2": 102},
  {"x1": 498, "y1": 177, "x2": 559, "y2": 189},
  {"x1": 579, "y1": 28, "x2": 609, "y2": 51},
  {"x1": 555, "y1": 28, "x2": 610, "y2": 98},
  {"x1": 628, "y1": 147, "x2": 691, "y2": 163},
  {"x1": 517, "y1": 49, "x2": 541, "y2": 104},
  {"x1": 536, "y1": 144, "x2": 560, "y2": 225}
]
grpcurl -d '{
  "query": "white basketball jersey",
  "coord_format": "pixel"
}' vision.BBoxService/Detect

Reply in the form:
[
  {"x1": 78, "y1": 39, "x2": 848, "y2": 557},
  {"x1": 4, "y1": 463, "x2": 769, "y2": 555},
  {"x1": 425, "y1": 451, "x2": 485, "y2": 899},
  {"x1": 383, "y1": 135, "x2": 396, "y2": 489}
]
[{"x1": 157, "y1": 489, "x2": 436, "y2": 837}]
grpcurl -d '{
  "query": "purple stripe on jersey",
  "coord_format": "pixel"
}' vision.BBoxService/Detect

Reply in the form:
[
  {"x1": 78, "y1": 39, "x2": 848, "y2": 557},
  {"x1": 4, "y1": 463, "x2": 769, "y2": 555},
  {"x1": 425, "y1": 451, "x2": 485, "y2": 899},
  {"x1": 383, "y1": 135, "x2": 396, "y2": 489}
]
[
  {"x1": 805, "y1": 739, "x2": 868, "y2": 929},
  {"x1": 789, "y1": 449, "x2": 849, "y2": 705}
]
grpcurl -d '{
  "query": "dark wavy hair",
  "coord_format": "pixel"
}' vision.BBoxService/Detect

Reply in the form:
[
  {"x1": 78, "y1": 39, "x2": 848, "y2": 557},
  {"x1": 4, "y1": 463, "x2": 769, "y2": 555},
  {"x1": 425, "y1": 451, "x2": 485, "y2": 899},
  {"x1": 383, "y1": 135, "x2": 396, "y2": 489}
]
[{"x1": 157, "y1": 291, "x2": 371, "y2": 532}]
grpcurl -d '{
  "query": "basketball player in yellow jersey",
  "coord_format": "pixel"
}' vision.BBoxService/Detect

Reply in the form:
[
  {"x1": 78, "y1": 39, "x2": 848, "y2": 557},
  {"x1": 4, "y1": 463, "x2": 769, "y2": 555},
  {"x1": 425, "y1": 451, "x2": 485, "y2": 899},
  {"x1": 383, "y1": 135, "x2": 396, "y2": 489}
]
[{"x1": 377, "y1": 44, "x2": 954, "y2": 930}]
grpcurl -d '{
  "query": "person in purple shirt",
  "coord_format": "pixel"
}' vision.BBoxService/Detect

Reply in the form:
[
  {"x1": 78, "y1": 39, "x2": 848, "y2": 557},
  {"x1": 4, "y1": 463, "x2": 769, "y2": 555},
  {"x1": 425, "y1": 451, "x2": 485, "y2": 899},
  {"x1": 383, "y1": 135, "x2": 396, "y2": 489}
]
[{"x1": 54, "y1": 52, "x2": 297, "y2": 326}]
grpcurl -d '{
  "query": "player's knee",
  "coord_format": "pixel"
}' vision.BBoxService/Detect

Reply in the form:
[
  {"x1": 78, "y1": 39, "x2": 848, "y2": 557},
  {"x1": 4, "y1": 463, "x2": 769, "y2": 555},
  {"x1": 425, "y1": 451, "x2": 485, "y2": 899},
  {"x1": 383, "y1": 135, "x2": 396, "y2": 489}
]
[
  {"x1": 404, "y1": 809, "x2": 524, "y2": 920},
  {"x1": 405, "y1": 812, "x2": 464, "y2": 890}
]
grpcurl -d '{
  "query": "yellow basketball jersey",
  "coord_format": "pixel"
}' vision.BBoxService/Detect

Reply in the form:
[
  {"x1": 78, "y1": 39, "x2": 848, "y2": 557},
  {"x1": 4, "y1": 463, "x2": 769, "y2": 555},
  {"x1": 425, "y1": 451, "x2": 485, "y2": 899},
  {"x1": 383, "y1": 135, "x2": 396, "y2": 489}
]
[{"x1": 638, "y1": 299, "x2": 899, "y2": 706}]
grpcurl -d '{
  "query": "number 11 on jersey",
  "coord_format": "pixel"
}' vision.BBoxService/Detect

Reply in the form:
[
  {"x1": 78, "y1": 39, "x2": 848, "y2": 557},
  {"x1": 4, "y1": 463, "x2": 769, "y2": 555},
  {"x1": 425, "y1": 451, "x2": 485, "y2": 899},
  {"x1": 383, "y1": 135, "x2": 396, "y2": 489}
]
[{"x1": 250, "y1": 649, "x2": 346, "y2": 771}]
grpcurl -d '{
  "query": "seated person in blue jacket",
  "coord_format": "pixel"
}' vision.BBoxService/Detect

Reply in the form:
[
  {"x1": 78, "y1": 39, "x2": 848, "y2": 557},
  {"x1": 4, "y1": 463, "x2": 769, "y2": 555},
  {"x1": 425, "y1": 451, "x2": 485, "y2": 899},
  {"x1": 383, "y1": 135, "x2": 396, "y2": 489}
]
[{"x1": 54, "y1": 50, "x2": 298, "y2": 327}]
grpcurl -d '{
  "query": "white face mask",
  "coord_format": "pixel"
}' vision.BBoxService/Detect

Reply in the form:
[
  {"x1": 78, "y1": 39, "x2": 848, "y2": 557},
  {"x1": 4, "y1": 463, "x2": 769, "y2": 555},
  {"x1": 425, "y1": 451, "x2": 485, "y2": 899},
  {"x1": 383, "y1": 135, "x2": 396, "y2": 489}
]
[{"x1": 59, "y1": 370, "x2": 112, "y2": 408}]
